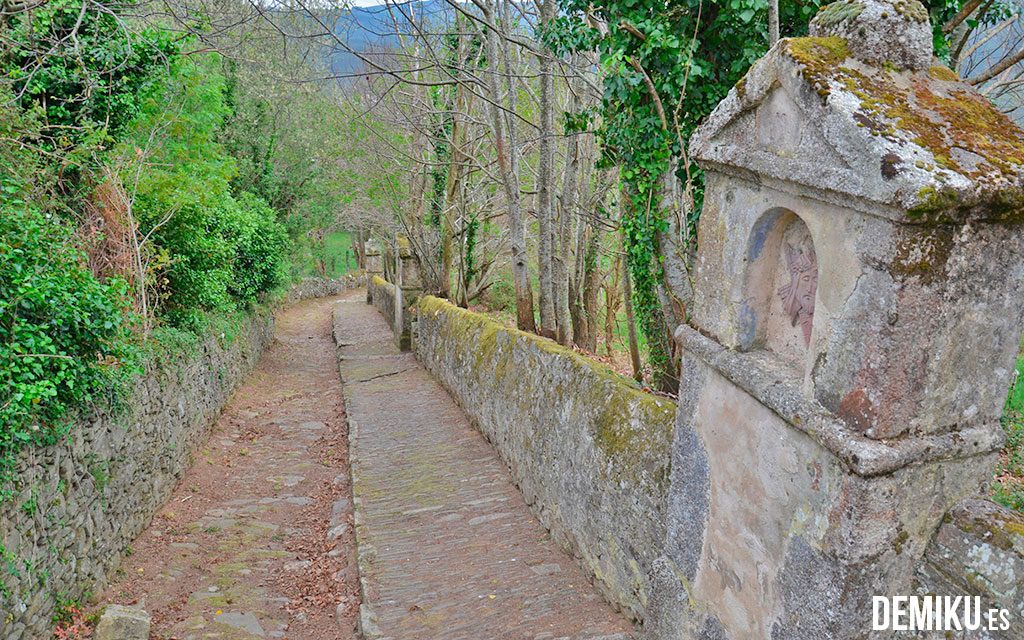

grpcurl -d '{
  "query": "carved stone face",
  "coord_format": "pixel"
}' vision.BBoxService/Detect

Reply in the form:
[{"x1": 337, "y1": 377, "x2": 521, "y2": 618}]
[{"x1": 777, "y1": 228, "x2": 817, "y2": 345}]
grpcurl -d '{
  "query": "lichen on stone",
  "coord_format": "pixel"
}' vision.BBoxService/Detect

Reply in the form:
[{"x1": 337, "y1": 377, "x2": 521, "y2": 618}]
[
  {"x1": 928, "y1": 65, "x2": 959, "y2": 82},
  {"x1": 784, "y1": 39, "x2": 1024, "y2": 186},
  {"x1": 734, "y1": 75, "x2": 747, "y2": 100},
  {"x1": 814, "y1": 1, "x2": 865, "y2": 29}
]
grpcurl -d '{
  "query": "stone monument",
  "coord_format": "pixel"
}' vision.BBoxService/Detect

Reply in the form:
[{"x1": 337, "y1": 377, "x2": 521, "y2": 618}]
[{"x1": 647, "y1": 0, "x2": 1024, "y2": 637}]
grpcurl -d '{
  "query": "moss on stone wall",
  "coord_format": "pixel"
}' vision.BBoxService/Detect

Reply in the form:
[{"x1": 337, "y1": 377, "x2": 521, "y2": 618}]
[
  {"x1": 416, "y1": 295, "x2": 676, "y2": 621},
  {"x1": 418, "y1": 295, "x2": 676, "y2": 467}
]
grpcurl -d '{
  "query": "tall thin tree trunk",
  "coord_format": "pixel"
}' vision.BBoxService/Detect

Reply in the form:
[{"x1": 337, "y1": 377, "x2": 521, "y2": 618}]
[
  {"x1": 536, "y1": 0, "x2": 558, "y2": 339},
  {"x1": 483, "y1": 0, "x2": 536, "y2": 332},
  {"x1": 353, "y1": 230, "x2": 365, "y2": 270},
  {"x1": 570, "y1": 219, "x2": 588, "y2": 347},
  {"x1": 604, "y1": 257, "x2": 620, "y2": 356},
  {"x1": 441, "y1": 73, "x2": 471, "y2": 300},
  {"x1": 769, "y1": 0, "x2": 780, "y2": 45},
  {"x1": 621, "y1": 242, "x2": 643, "y2": 382},
  {"x1": 555, "y1": 83, "x2": 580, "y2": 345},
  {"x1": 580, "y1": 225, "x2": 600, "y2": 352}
]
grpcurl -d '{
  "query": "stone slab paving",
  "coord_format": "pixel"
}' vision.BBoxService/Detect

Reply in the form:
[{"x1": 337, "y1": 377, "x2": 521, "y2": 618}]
[{"x1": 333, "y1": 296, "x2": 635, "y2": 640}]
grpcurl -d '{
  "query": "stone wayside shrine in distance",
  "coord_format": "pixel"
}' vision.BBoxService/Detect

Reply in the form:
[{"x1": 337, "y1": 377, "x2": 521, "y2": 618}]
[{"x1": 646, "y1": 0, "x2": 1024, "y2": 638}]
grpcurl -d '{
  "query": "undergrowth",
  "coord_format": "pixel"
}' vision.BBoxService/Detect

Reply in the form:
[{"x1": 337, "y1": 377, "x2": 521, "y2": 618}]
[{"x1": 995, "y1": 356, "x2": 1024, "y2": 512}]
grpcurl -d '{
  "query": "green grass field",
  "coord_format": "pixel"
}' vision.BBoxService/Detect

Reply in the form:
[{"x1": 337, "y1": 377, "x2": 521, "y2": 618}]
[{"x1": 293, "y1": 230, "x2": 358, "y2": 279}]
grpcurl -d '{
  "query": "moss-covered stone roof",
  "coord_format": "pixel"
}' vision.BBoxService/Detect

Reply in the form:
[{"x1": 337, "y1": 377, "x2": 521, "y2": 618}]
[
  {"x1": 784, "y1": 37, "x2": 1024, "y2": 185},
  {"x1": 691, "y1": 33, "x2": 1024, "y2": 218}
]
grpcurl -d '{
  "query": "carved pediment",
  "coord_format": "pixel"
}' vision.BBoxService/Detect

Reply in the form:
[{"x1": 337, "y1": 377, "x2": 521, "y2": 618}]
[
  {"x1": 690, "y1": 38, "x2": 1024, "y2": 215},
  {"x1": 711, "y1": 85, "x2": 849, "y2": 169}
]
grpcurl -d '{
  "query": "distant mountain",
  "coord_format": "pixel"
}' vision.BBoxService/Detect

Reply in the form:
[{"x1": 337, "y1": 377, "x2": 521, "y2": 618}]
[{"x1": 325, "y1": 0, "x2": 456, "y2": 76}]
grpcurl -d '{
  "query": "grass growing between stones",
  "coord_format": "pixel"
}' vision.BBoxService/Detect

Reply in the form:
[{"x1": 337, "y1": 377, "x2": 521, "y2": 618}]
[{"x1": 996, "y1": 356, "x2": 1024, "y2": 512}]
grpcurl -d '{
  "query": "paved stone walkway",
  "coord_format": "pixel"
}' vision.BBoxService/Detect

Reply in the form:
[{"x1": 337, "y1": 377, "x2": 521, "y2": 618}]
[
  {"x1": 99, "y1": 296, "x2": 359, "y2": 640},
  {"x1": 334, "y1": 294, "x2": 635, "y2": 640}
]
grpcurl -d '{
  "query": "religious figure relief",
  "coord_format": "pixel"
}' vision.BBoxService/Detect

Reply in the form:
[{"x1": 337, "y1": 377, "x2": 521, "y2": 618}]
[{"x1": 777, "y1": 233, "x2": 817, "y2": 345}]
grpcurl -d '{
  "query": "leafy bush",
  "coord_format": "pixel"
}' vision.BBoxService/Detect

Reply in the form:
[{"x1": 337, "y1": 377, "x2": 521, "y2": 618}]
[
  {"x1": 227, "y1": 192, "x2": 289, "y2": 302},
  {"x1": 482, "y1": 274, "x2": 516, "y2": 314},
  {"x1": 0, "y1": 185, "x2": 136, "y2": 497},
  {"x1": 126, "y1": 56, "x2": 288, "y2": 328},
  {"x1": 3, "y1": 0, "x2": 176, "y2": 149}
]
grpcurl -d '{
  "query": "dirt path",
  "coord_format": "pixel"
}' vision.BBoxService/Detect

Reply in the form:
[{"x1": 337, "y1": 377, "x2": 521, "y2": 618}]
[{"x1": 98, "y1": 296, "x2": 358, "y2": 640}]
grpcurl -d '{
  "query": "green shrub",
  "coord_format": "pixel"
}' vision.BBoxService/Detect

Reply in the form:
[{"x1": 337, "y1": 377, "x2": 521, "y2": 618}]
[
  {"x1": 127, "y1": 56, "x2": 288, "y2": 327},
  {"x1": 0, "y1": 189, "x2": 136, "y2": 497},
  {"x1": 482, "y1": 274, "x2": 516, "y2": 313},
  {"x1": 136, "y1": 191, "x2": 235, "y2": 329},
  {"x1": 3, "y1": 0, "x2": 177, "y2": 149},
  {"x1": 226, "y1": 192, "x2": 288, "y2": 303}
]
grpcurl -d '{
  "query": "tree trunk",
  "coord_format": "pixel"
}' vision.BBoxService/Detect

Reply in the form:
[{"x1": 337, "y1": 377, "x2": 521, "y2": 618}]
[
  {"x1": 536, "y1": 0, "x2": 558, "y2": 339},
  {"x1": 603, "y1": 249, "x2": 619, "y2": 357},
  {"x1": 353, "y1": 230, "x2": 365, "y2": 270},
  {"x1": 580, "y1": 225, "x2": 600, "y2": 353},
  {"x1": 656, "y1": 159, "x2": 693, "y2": 331},
  {"x1": 621, "y1": 243, "x2": 643, "y2": 383},
  {"x1": 570, "y1": 219, "x2": 588, "y2": 347},
  {"x1": 483, "y1": 0, "x2": 536, "y2": 332},
  {"x1": 555, "y1": 85, "x2": 580, "y2": 345}
]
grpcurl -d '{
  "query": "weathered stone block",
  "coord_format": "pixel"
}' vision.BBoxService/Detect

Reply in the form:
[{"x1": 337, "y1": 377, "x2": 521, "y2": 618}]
[
  {"x1": 94, "y1": 605, "x2": 151, "y2": 640},
  {"x1": 913, "y1": 499, "x2": 1024, "y2": 638}
]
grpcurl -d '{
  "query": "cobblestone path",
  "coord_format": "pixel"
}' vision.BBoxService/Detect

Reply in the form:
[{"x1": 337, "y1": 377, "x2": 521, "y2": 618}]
[
  {"x1": 99, "y1": 296, "x2": 359, "y2": 640},
  {"x1": 334, "y1": 294, "x2": 634, "y2": 640}
]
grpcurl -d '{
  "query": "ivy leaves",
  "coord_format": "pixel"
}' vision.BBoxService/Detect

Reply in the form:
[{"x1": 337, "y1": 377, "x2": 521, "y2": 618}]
[
  {"x1": 0, "y1": 185, "x2": 137, "y2": 499},
  {"x1": 3, "y1": 0, "x2": 177, "y2": 150},
  {"x1": 548, "y1": 0, "x2": 827, "y2": 389}
]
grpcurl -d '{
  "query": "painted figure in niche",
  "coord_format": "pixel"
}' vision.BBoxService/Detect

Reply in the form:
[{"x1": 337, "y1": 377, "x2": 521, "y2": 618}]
[{"x1": 777, "y1": 230, "x2": 817, "y2": 345}]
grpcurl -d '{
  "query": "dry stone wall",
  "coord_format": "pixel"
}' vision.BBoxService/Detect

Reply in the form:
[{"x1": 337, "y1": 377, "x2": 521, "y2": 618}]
[
  {"x1": 413, "y1": 295, "x2": 676, "y2": 623},
  {"x1": 286, "y1": 273, "x2": 366, "y2": 303},
  {"x1": 0, "y1": 277, "x2": 358, "y2": 639},
  {"x1": 368, "y1": 275, "x2": 397, "y2": 332},
  {"x1": 0, "y1": 312, "x2": 272, "y2": 639}
]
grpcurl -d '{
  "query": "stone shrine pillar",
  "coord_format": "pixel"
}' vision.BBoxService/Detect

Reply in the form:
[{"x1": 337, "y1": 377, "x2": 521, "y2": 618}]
[
  {"x1": 364, "y1": 239, "x2": 384, "y2": 304},
  {"x1": 647, "y1": 1, "x2": 1024, "y2": 638},
  {"x1": 394, "y1": 234, "x2": 422, "y2": 351},
  {"x1": 364, "y1": 238, "x2": 384, "y2": 276}
]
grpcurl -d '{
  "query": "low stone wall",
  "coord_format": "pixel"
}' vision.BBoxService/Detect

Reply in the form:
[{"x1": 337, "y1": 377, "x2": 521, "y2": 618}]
[
  {"x1": 367, "y1": 275, "x2": 396, "y2": 330},
  {"x1": 0, "y1": 312, "x2": 273, "y2": 638},
  {"x1": 367, "y1": 275, "x2": 413, "y2": 349},
  {"x1": 414, "y1": 295, "x2": 676, "y2": 622},
  {"x1": 0, "y1": 279, "x2": 355, "y2": 639},
  {"x1": 286, "y1": 273, "x2": 365, "y2": 303},
  {"x1": 911, "y1": 498, "x2": 1024, "y2": 638}
]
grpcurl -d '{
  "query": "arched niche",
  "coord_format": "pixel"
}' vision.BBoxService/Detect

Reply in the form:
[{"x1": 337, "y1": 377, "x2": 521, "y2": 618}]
[{"x1": 739, "y1": 209, "x2": 818, "y2": 366}]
